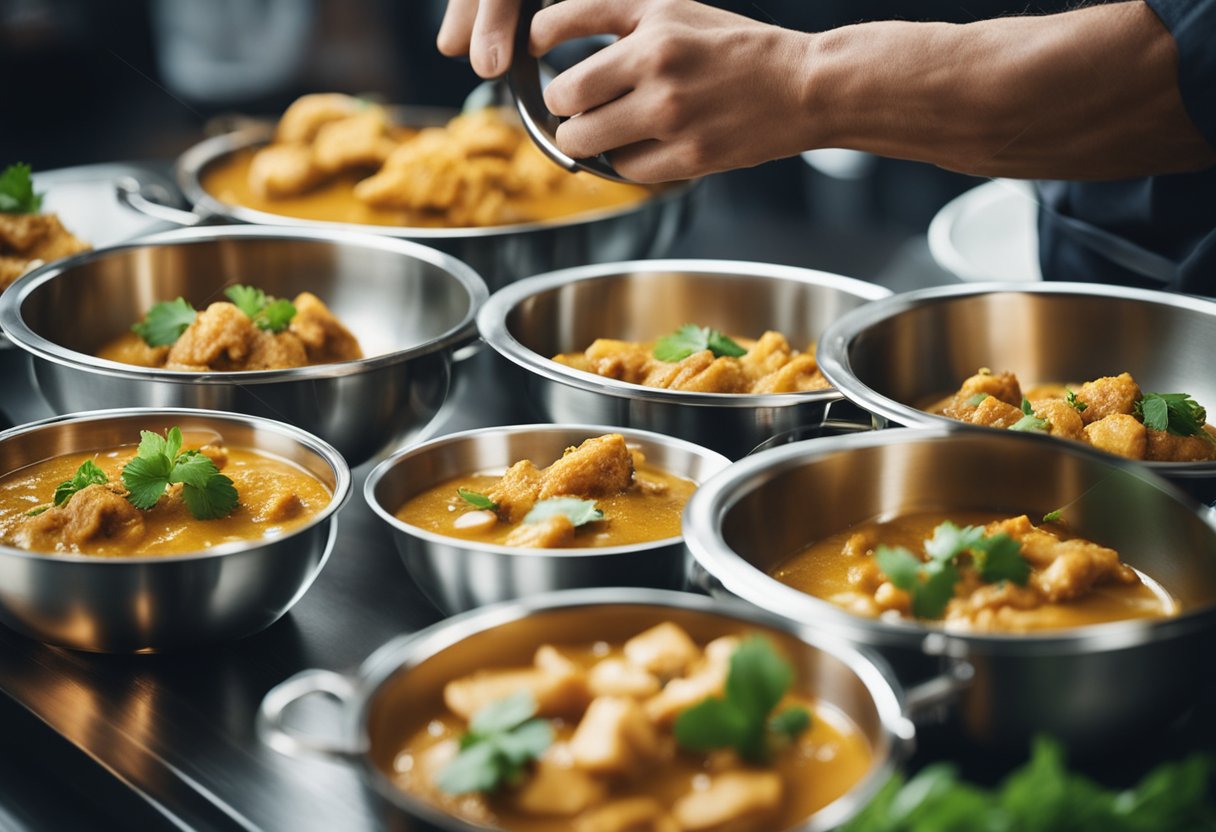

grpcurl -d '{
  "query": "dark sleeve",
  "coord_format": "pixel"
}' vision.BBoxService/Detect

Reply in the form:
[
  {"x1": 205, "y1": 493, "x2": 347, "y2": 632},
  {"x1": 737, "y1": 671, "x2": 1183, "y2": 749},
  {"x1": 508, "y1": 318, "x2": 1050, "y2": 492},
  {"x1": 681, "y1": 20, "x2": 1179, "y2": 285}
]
[{"x1": 1145, "y1": 0, "x2": 1216, "y2": 147}]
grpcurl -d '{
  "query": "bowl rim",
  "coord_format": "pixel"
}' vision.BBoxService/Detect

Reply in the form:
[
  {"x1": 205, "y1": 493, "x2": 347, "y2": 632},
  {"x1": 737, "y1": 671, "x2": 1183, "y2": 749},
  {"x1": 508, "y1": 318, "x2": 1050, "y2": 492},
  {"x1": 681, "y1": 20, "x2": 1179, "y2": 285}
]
[
  {"x1": 364, "y1": 422, "x2": 732, "y2": 557},
  {"x1": 0, "y1": 406, "x2": 352, "y2": 565},
  {"x1": 477, "y1": 258, "x2": 893, "y2": 409},
  {"x1": 348, "y1": 587, "x2": 913, "y2": 832},
  {"x1": 177, "y1": 123, "x2": 698, "y2": 240},
  {"x1": 683, "y1": 425, "x2": 1216, "y2": 655},
  {"x1": 815, "y1": 280, "x2": 1216, "y2": 477},
  {"x1": 0, "y1": 224, "x2": 489, "y2": 384}
]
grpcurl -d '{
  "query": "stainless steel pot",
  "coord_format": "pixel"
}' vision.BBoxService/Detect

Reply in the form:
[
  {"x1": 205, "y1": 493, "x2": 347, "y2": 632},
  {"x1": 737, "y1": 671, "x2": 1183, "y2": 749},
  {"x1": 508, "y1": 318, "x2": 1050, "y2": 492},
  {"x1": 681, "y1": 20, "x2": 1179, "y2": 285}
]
[
  {"x1": 477, "y1": 260, "x2": 891, "y2": 459},
  {"x1": 684, "y1": 427, "x2": 1216, "y2": 749},
  {"x1": 0, "y1": 408, "x2": 351, "y2": 652},
  {"x1": 258, "y1": 588, "x2": 945, "y2": 832},
  {"x1": 365, "y1": 424, "x2": 730, "y2": 614},
  {"x1": 120, "y1": 115, "x2": 698, "y2": 291},
  {"x1": 816, "y1": 282, "x2": 1216, "y2": 503},
  {"x1": 0, "y1": 225, "x2": 487, "y2": 465}
]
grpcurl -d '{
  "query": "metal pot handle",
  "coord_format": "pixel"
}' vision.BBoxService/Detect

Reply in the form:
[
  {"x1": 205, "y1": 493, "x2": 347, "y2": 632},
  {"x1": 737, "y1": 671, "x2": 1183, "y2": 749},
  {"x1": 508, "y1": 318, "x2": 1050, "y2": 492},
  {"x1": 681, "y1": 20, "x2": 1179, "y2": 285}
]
[
  {"x1": 115, "y1": 176, "x2": 208, "y2": 227},
  {"x1": 902, "y1": 659, "x2": 975, "y2": 719},
  {"x1": 257, "y1": 668, "x2": 366, "y2": 762}
]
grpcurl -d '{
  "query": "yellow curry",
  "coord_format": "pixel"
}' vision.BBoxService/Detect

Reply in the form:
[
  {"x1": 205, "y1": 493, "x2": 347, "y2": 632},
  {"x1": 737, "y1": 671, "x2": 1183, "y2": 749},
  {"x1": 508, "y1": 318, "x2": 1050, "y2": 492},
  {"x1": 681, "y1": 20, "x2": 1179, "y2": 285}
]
[
  {"x1": 0, "y1": 430, "x2": 331, "y2": 556},
  {"x1": 395, "y1": 434, "x2": 696, "y2": 549},
  {"x1": 200, "y1": 94, "x2": 650, "y2": 228},
  {"x1": 772, "y1": 511, "x2": 1177, "y2": 633},
  {"x1": 389, "y1": 622, "x2": 873, "y2": 832}
]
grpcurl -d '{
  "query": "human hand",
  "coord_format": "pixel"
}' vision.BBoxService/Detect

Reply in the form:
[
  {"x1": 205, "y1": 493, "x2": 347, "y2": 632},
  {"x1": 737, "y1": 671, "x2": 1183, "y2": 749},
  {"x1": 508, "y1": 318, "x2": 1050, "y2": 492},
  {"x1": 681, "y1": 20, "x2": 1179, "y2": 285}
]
[
  {"x1": 531, "y1": 0, "x2": 816, "y2": 182},
  {"x1": 436, "y1": 0, "x2": 522, "y2": 78}
]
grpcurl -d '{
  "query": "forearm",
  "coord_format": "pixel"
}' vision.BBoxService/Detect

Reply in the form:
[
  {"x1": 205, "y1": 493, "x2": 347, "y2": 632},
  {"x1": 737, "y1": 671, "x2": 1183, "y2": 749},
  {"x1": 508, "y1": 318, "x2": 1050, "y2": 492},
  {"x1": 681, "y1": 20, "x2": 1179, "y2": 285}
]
[{"x1": 804, "y1": 1, "x2": 1216, "y2": 179}]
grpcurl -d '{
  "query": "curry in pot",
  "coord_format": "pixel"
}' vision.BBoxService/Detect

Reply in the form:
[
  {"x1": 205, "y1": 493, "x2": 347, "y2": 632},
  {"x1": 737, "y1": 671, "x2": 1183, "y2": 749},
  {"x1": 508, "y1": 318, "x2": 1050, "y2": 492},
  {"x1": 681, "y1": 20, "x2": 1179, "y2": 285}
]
[
  {"x1": 395, "y1": 434, "x2": 696, "y2": 549},
  {"x1": 772, "y1": 512, "x2": 1177, "y2": 633},
  {"x1": 0, "y1": 163, "x2": 90, "y2": 293},
  {"x1": 0, "y1": 426, "x2": 331, "y2": 556},
  {"x1": 389, "y1": 621, "x2": 872, "y2": 831}
]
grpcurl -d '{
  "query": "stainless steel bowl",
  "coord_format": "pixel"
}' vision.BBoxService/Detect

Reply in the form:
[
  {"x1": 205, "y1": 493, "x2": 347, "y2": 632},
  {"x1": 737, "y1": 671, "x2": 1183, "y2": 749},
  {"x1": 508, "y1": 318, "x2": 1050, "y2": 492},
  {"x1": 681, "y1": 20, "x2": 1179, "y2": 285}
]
[
  {"x1": 684, "y1": 427, "x2": 1216, "y2": 748},
  {"x1": 477, "y1": 260, "x2": 891, "y2": 459},
  {"x1": 120, "y1": 115, "x2": 697, "y2": 291},
  {"x1": 816, "y1": 282, "x2": 1216, "y2": 502},
  {"x1": 0, "y1": 408, "x2": 351, "y2": 653},
  {"x1": 259, "y1": 588, "x2": 927, "y2": 832},
  {"x1": 0, "y1": 225, "x2": 487, "y2": 465},
  {"x1": 365, "y1": 424, "x2": 730, "y2": 614}
]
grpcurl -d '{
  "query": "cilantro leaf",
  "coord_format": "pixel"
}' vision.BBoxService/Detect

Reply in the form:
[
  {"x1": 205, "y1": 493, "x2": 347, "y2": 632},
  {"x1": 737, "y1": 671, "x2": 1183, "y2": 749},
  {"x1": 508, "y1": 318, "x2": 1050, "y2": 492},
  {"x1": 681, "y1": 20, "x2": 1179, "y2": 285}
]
[
  {"x1": 52, "y1": 460, "x2": 109, "y2": 507},
  {"x1": 469, "y1": 689, "x2": 537, "y2": 735},
  {"x1": 131, "y1": 298, "x2": 197, "y2": 347},
  {"x1": 523, "y1": 497, "x2": 604, "y2": 527},
  {"x1": 121, "y1": 453, "x2": 174, "y2": 509},
  {"x1": 725, "y1": 635, "x2": 792, "y2": 727},
  {"x1": 972, "y1": 532, "x2": 1030, "y2": 585},
  {"x1": 256, "y1": 298, "x2": 297, "y2": 333},
  {"x1": 1139, "y1": 395, "x2": 1170, "y2": 431},
  {"x1": 223, "y1": 284, "x2": 297, "y2": 333},
  {"x1": 1065, "y1": 390, "x2": 1087, "y2": 413},
  {"x1": 769, "y1": 705, "x2": 811, "y2": 740},
  {"x1": 224, "y1": 284, "x2": 267, "y2": 318},
  {"x1": 121, "y1": 427, "x2": 238, "y2": 519},
  {"x1": 923, "y1": 522, "x2": 986, "y2": 563},
  {"x1": 674, "y1": 697, "x2": 751, "y2": 751},
  {"x1": 181, "y1": 474, "x2": 239, "y2": 520},
  {"x1": 436, "y1": 691, "x2": 553, "y2": 795},
  {"x1": 434, "y1": 741, "x2": 504, "y2": 795},
  {"x1": 875, "y1": 545, "x2": 922, "y2": 592},
  {"x1": 913, "y1": 560, "x2": 959, "y2": 619},
  {"x1": 1009, "y1": 398, "x2": 1049, "y2": 433},
  {"x1": 1135, "y1": 392, "x2": 1212, "y2": 441},
  {"x1": 0, "y1": 163, "x2": 43, "y2": 214},
  {"x1": 25, "y1": 505, "x2": 51, "y2": 517},
  {"x1": 1042, "y1": 509, "x2": 1064, "y2": 523},
  {"x1": 457, "y1": 488, "x2": 498, "y2": 511},
  {"x1": 653, "y1": 324, "x2": 746, "y2": 362}
]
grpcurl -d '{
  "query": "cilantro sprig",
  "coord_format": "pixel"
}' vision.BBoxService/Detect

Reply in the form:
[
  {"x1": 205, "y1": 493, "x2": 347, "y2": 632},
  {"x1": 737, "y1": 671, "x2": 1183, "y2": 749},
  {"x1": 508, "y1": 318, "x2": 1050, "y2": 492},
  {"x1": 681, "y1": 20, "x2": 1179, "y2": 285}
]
[
  {"x1": 673, "y1": 635, "x2": 811, "y2": 764},
  {"x1": 1135, "y1": 392, "x2": 1214, "y2": 443},
  {"x1": 120, "y1": 427, "x2": 238, "y2": 520},
  {"x1": 224, "y1": 285, "x2": 297, "y2": 333},
  {"x1": 875, "y1": 522, "x2": 1031, "y2": 619},
  {"x1": 435, "y1": 690, "x2": 554, "y2": 795},
  {"x1": 1009, "y1": 398, "x2": 1049, "y2": 433},
  {"x1": 0, "y1": 163, "x2": 43, "y2": 214},
  {"x1": 457, "y1": 488, "x2": 498, "y2": 511},
  {"x1": 131, "y1": 298, "x2": 197, "y2": 347},
  {"x1": 26, "y1": 460, "x2": 111, "y2": 517},
  {"x1": 653, "y1": 324, "x2": 747, "y2": 363},
  {"x1": 523, "y1": 497, "x2": 603, "y2": 527},
  {"x1": 1065, "y1": 390, "x2": 1087, "y2": 413}
]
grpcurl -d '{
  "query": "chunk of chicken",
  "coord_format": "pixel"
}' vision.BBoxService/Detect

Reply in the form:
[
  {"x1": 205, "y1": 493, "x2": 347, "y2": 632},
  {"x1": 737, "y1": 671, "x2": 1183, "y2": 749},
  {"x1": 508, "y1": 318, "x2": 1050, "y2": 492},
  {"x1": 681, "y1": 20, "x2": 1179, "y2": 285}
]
[
  {"x1": 288, "y1": 292, "x2": 363, "y2": 363},
  {"x1": 248, "y1": 144, "x2": 321, "y2": 199},
  {"x1": 513, "y1": 756, "x2": 607, "y2": 817},
  {"x1": 312, "y1": 108, "x2": 398, "y2": 173},
  {"x1": 0, "y1": 213, "x2": 90, "y2": 290},
  {"x1": 569, "y1": 696, "x2": 660, "y2": 775},
  {"x1": 505, "y1": 514, "x2": 577, "y2": 548},
  {"x1": 574, "y1": 798, "x2": 680, "y2": 832},
  {"x1": 642, "y1": 351, "x2": 750, "y2": 394},
  {"x1": 588, "y1": 659, "x2": 662, "y2": 699},
  {"x1": 507, "y1": 140, "x2": 568, "y2": 197},
  {"x1": 486, "y1": 460, "x2": 544, "y2": 523},
  {"x1": 987, "y1": 515, "x2": 1136, "y2": 602},
  {"x1": 942, "y1": 370, "x2": 1023, "y2": 418},
  {"x1": 17, "y1": 484, "x2": 145, "y2": 551},
  {"x1": 573, "y1": 339, "x2": 655, "y2": 383},
  {"x1": 539, "y1": 434, "x2": 635, "y2": 500},
  {"x1": 750, "y1": 353, "x2": 829, "y2": 393},
  {"x1": 671, "y1": 771, "x2": 784, "y2": 832},
  {"x1": 275, "y1": 93, "x2": 364, "y2": 143},
  {"x1": 645, "y1": 662, "x2": 729, "y2": 726},
  {"x1": 968, "y1": 395, "x2": 1024, "y2": 429},
  {"x1": 1146, "y1": 428, "x2": 1216, "y2": 462},
  {"x1": 1032, "y1": 398, "x2": 1085, "y2": 441},
  {"x1": 443, "y1": 667, "x2": 590, "y2": 722},
  {"x1": 1084, "y1": 413, "x2": 1147, "y2": 459},
  {"x1": 624, "y1": 622, "x2": 699, "y2": 678},
  {"x1": 445, "y1": 108, "x2": 524, "y2": 157},
  {"x1": 1075, "y1": 373, "x2": 1141, "y2": 424},
  {"x1": 256, "y1": 491, "x2": 303, "y2": 523},
  {"x1": 165, "y1": 302, "x2": 309, "y2": 371}
]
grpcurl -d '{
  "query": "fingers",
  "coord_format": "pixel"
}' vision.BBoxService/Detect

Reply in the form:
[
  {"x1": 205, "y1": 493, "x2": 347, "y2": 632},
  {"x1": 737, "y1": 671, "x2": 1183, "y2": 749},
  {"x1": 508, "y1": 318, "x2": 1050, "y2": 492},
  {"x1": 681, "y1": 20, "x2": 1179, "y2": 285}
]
[
  {"x1": 610, "y1": 139, "x2": 696, "y2": 183},
  {"x1": 554, "y1": 92, "x2": 656, "y2": 159},
  {"x1": 530, "y1": 0, "x2": 642, "y2": 55},
  {"x1": 437, "y1": 0, "x2": 521, "y2": 77},
  {"x1": 544, "y1": 39, "x2": 633, "y2": 117},
  {"x1": 436, "y1": 0, "x2": 479, "y2": 57}
]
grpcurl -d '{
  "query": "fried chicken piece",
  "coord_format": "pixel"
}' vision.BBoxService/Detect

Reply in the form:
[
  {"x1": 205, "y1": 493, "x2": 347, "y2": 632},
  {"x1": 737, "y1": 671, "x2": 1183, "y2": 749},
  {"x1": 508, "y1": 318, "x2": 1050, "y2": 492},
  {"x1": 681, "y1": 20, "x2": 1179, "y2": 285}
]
[
  {"x1": 1146, "y1": 427, "x2": 1216, "y2": 462},
  {"x1": 1075, "y1": 372, "x2": 1141, "y2": 424},
  {"x1": 1084, "y1": 414, "x2": 1147, "y2": 459},
  {"x1": 504, "y1": 513, "x2": 576, "y2": 548},
  {"x1": 288, "y1": 292, "x2": 363, "y2": 363},
  {"x1": 16, "y1": 484, "x2": 145, "y2": 552},
  {"x1": 248, "y1": 144, "x2": 322, "y2": 199},
  {"x1": 312, "y1": 108, "x2": 398, "y2": 174},
  {"x1": 1032, "y1": 398, "x2": 1086, "y2": 441},
  {"x1": 0, "y1": 213, "x2": 90, "y2": 290},
  {"x1": 539, "y1": 434, "x2": 635, "y2": 499},
  {"x1": 486, "y1": 460, "x2": 544, "y2": 523},
  {"x1": 507, "y1": 140, "x2": 567, "y2": 197},
  {"x1": 165, "y1": 301, "x2": 307, "y2": 371},
  {"x1": 968, "y1": 395, "x2": 1024, "y2": 429},
  {"x1": 275, "y1": 93, "x2": 365, "y2": 143},
  {"x1": 942, "y1": 370, "x2": 1023, "y2": 418},
  {"x1": 445, "y1": 108, "x2": 523, "y2": 157}
]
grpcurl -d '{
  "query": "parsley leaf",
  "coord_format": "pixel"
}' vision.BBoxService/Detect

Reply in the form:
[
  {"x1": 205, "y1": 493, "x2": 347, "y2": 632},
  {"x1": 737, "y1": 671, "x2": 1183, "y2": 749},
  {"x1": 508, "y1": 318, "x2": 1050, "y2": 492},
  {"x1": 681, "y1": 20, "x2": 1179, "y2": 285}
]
[
  {"x1": 674, "y1": 635, "x2": 811, "y2": 764},
  {"x1": 131, "y1": 298, "x2": 198, "y2": 347},
  {"x1": 223, "y1": 285, "x2": 267, "y2": 318},
  {"x1": 223, "y1": 284, "x2": 297, "y2": 333},
  {"x1": 653, "y1": 324, "x2": 746, "y2": 363},
  {"x1": 0, "y1": 163, "x2": 43, "y2": 214},
  {"x1": 1135, "y1": 392, "x2": 1212, "y2": 442},
  {"x1": 120, "y1": 427, "x2": 238, "y2": 519},
  {"x1": 1009, "y1": 398, "x2": 1049, "y2": 433},
  {"x1": 52, "y1": 460, "x2": 109, "y2": 507},
  {"x1": 435, "y1": 690, "x2": 554, "y2": 795},
  {"x1": 457, "y1": 488, "x2": 498, "y2": 511},
  {"x1": 523, "y1": 497, "x2": 604, "y2": 527},
  {"x1": 923, "y1": 522, "x2": 986, "y2": 563},
  {"x1": 1065, "y1": 390, "x2": 1087, "y2": 413}
]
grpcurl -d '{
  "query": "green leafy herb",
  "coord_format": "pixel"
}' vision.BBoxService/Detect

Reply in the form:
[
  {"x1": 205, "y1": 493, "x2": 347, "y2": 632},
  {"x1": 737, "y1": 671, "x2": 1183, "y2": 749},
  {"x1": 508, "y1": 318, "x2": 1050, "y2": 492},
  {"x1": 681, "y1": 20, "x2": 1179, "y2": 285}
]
[
  {"x1": 1009, "y1": 397, "x2": 1049, "y2": 433},
  {"x1": 653, "y1": 324, "x2": 747, "y2": 363},
  {"x1": 435, "y1": 690, "x2": 554, "y2": 795},
  {"x1": 120, "y1": 427, "x2": 237, "y2": 520},
  {"x1": 457, "y1": 488, "x2": 498, "y2": 511},
  {"x1": 674, "y1": 635, "x2": 811, "y2": 764},
  {"x1": 523, "y1": 497, "x2": 604, "y2": 527},
  {"x1": 0, "y1": 163, "x2": 43, "y2": 214},
  {"x1": 1042, "y1": 509, "x2": 1064, "y2": 524},
  {"x1": 972, "y1": 532, "x2": 1031, "y2": 585},
  {"x1": 131, "y1": 298, "x2": 198, "y2": 347},
  {"x1": 966, "y1": 393, "x2": 991, "y2": 407},
  {"x1": 52, "y1": 460, "x2": 110, "y2": 507},
  {"x1": 223, "y1": 284, "x2": 297, "y2": 333},
  {"x1": 1065, "y1": 390, "x2": 1087, "y2": 413},
  {"x1": 923, "y1": 522, "x2": 986, "y2": 563},
  {"x1": 25, "y1": 505, "x2": 50, "y2": 517},
  {"x1": 1134, "y1": 392, "x2": 1213, "y2": 442}
]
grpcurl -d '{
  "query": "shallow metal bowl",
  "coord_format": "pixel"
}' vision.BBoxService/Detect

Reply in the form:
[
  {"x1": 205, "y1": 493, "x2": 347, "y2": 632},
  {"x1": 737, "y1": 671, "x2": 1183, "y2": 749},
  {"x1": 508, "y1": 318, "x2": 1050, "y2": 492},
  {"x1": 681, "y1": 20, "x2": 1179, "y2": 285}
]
[
  {"x1": 365, "y1": 424, "x2": 730, "y2": 614},
  {"x1": 478, "y1": 260, "x2": 891, "y2": 459},
  {"x1": 259, "y1": 588, "x2": 917, "y2": 832},
  {"x1": 684, "y1": 427, "x2": 1216, "y2": 748},
  {"x1": 816, "y1": 282, "x2": 1216, "y2": 501},
  {"x1": 0, "y1": 225, "x2": 487, "y2": 465},
  {"x1": 133, "y1": 116, "x2": 698, "y2": 291},
  {"x1": 0, "y1": 408, "x2": 351, "y2": 652}
]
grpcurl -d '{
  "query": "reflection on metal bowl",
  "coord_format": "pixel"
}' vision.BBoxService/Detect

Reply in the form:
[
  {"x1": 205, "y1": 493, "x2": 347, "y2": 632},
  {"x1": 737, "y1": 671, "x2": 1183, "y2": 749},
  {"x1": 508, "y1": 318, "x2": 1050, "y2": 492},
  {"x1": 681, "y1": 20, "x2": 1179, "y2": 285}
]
[
  {"x1": 258, "y1": 588, "x2": 917, "y2": 832},
  {"x1": 684, "y1": 427, "x2": 1216, "y2": 749},
  {"x1": 477, "y1": 260, "x2": 891, "y2": 459},
  {"x1": 364, "y1": 424, "x2": 730, "y2": 614},
  {"x1": 0, "y1": 225, "x2": 487, "y2": 465},
  {"x1": 816, "y1": 282, "x2": 1216, "y2": 503},
  {"x1": 0, "y1": 408, "x2": 350, "y2": 653}
]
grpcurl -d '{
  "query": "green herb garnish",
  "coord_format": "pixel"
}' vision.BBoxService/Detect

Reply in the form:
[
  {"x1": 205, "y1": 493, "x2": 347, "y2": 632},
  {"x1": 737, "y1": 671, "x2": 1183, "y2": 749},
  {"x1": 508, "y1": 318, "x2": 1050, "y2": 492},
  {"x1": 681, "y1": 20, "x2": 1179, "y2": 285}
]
[
  {"x1": 1009, "y1": 398, "x2": 1049, "y2": 433},
  {"x1": 1065, "y1": 390, "x2": 1087, "y2": 413},
  {"x1": 966, "y1": 393, "x2": 991, "y2": 407},
  {"x1": 120, "y1": 427, "x2": 237, "y2": 520},
  {"x1": 53, "y1": 460, "x2": 109, "y2": 506},
  {"x1": 1134, "y1": 392, "x2": 1213, "y2": 442},
  {"x1": 131, "y1": 298, "x2": 198, "y2": 347},
  {"x1": 457, "y1": 488, "x2": 498, "y2": 511},
  {"x1": 1042, "y1": 509, "x2": 1064, "y2": 524},
  {"x1": 523, "y1": 497, "x2": 603, "y2": 527},
  {"x1": 673, "y1": 635, "x2": 811, "y2": 764},
  {"x1": 0, "y1": 163, "x2": 43, "y2": 214},
  {"x1": 224, "y1": 284, "x2": 297, "y2": 333},
  {"x1": 653, "y1": 324, "x2": 747, "y2": 363},
  {"x1": 435, "y1": 690, "x2": 554, "y2": 795}
]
